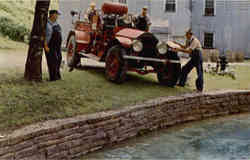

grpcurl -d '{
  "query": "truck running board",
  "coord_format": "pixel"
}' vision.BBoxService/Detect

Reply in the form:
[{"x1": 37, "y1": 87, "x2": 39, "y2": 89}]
[
  {"x1": 123, "y1": 55, "x2": 180, "y2": 64},
  {"x1": 79, "y1": 52, "x2": 101, "y2": 61}
]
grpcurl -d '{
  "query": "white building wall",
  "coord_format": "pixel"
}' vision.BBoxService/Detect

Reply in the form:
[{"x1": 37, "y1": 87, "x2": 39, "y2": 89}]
[{"x1": 191, "y1": 0, "x2": 250, "y2": 58}]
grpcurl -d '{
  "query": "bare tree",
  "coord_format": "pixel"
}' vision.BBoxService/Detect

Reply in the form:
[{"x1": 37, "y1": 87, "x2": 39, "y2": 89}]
[{"x1": 24, "y1": 0, "x2": 51, "y2": 81}]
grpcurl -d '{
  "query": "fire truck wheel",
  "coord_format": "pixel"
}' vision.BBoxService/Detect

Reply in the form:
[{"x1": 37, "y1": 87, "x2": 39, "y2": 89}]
[
  {"x1": 157, "y1": 62, "x2": 181, "y2": 87},
  {"x1": 105, "y1": 45, "x2": 127, "y2": 84},
  {"x1": 66, "y1": 35, "x2": 80, "y2": 68}
]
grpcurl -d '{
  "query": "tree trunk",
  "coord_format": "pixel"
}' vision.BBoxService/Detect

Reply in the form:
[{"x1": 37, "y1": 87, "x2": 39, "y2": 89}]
[{"x1": 24, "y1": 0, "x2": 50, "y2": 81}]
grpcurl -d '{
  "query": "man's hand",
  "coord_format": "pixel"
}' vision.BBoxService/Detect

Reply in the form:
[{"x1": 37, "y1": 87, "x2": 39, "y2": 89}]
[
  {"x1": 173, "y1": 41, "x2": 181, "y2": 45},
  {"x1": 44, "y1": 46, "x2": 50, "y2": 53},
  {"x1": 171, "y1": 48, "x2": 179, "y2": 52},
  {"x1": 173, "y1": 47, "x2": 192, "y2": 54},
  {"x1": 44, "y1": 41, "x2": 50, "y2": 53},
  {"x1": 173, "y1": 41, "x2": 185, "y2": 49}
]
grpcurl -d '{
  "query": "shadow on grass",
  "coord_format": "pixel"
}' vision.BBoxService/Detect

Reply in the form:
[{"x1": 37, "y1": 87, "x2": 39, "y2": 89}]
[
  {"x1": 77, "y1": 65, "x2": 105, "y2": 71},
  {"x1": 76, "y1": 65, "x2": 160, "y2": 86},
  {"x1": 0, "y1": 47, "x2": 12, "y2": 50},
  {"x1": 0, "y1": 72, "x2": 26, "y2": 85},
  {"x1": 0, "y1": 65, "x2": 157, "y2": 88},
  {"x1": 0, "y1": 72, "x2": 44, "y2": 86}
]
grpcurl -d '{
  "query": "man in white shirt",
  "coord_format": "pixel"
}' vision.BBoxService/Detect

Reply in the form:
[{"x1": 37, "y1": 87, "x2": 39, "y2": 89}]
[
  {"x1": 173, "y1": 29, "x2": 204, "y2": 92},
  {"x1": 85, "y1": 2, "x2": 98, "y2": 23}
]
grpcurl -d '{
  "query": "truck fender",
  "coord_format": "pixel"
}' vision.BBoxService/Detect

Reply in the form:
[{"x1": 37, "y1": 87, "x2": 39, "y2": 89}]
[
  {"x1": 115, "y1": 36, "x2": 132, "y2": 48},
  {"x1": 66, "y1": 30, "x2": 91, "y2": 48}
]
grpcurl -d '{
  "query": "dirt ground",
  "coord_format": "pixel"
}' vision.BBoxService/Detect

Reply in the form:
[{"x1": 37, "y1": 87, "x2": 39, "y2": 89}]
[
  {"x1": 0, "y1": 48, "x2": 105, "y2": 73},
  {"x1": 0, "y1": 49, "x2": 30, "y2": 70}
]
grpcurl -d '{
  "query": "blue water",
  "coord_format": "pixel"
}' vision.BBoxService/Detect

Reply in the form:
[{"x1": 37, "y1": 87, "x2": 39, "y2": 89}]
[{"x1": 83, "y1": 114, "x2": 250, "y2": 160}]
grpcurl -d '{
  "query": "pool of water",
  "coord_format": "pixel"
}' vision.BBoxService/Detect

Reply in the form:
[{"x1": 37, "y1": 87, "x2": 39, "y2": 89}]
[{"x1": 83, "y1": 114, "x2": 250, "y2": 160}]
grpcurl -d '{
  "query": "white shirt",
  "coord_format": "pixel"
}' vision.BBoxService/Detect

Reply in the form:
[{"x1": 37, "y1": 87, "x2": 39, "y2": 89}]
[
  {"x1": 46, "y1": 20, "x2": 58, "y2": 44},
  {"x1": 137, "y1": 14, "x2": 151, "y2": 26},
  {"x1": 186, "y1": 36, "x2": 202, "y2": 50}
]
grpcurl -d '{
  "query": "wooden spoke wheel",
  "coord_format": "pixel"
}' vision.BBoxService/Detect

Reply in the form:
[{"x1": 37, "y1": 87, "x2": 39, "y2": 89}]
[
  {"x1": 66, "y1": 35, "x2": 80, "y2": 68},
  {"x1": 157, "y1": 62, "x2": 181, "y2": 87},
  {"x1": 105, "y1": 45, "x2": 127, "y2": 84}
]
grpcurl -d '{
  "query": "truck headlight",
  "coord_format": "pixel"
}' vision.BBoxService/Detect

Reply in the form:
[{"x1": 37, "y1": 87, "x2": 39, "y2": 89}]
[
  {"x1": 132, "y1": 40, "x2": 143, "y2": 52},
  {"x1": 157, "y1": 41, "x2": 168, "y2": 55}
]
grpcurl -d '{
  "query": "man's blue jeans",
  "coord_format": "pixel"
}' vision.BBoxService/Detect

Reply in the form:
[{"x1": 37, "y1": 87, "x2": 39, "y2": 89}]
[{"x1": 178, "y1": 49, "x2": 204, "y2": 91}]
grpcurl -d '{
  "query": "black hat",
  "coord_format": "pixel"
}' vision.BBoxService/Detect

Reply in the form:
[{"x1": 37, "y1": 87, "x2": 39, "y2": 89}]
[{"x1": 49, "y1": 10, "x2": 61, "y2": 15}]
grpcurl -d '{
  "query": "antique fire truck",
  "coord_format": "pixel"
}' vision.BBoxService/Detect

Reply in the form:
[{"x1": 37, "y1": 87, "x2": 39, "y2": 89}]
[{"x1": 66, "y1": 2, "x2": 181, "y2": 87}]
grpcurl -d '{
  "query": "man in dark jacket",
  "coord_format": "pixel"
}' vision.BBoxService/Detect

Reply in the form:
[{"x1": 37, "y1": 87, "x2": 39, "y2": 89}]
[
  {"x1": 135, "y1": 6, "x2": 151, "y2": 31},
  {"x1": 44, "y1": 10, "x2": 62, "y2": 81}
]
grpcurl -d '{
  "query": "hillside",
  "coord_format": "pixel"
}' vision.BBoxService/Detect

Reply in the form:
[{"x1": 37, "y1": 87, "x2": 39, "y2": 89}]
[{"x1": 0, "y1": 0, "x2": 58, "y2": 49}]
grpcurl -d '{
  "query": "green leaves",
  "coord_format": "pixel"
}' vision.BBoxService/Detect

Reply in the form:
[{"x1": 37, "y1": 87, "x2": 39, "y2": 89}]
[{"x1": 0, "y1": 17, "x2": 30, "y2": 42}]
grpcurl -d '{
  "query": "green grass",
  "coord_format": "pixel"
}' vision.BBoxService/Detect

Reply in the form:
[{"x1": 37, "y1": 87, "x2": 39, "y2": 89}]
[
  {"x1": 0, "y1": 59, "x2": 250, "y2": 133},
  {"x1": 1, "y1": 62, "x2": 250, "y2": 133},
  {"x1": 0, "y1": 66, "x2": 191, "y2": 133},
  {"x1": 0, "y1": 0, "x2": 250, "y2": 132},
  {"x1": 189, "y1": 65, "x2": 250, "y2": 91}
]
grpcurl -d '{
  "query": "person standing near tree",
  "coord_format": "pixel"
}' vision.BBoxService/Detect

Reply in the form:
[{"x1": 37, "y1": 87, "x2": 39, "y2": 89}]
[{"x1": 44, "y1": 10, "x2": 62, "y2": 81}]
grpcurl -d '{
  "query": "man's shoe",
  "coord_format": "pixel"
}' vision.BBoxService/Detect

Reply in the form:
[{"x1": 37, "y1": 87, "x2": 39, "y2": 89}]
[
  {"x1": 69, "y1": 67, "x2": 74, "y2": 72},
  {"x1": 177, "y1": 84, "x2": 184, "y2": 87},
  {"x1": 194, "y1": 89, "x2": 203, "y2": 93},
  {"x1": 76, "y1": 63, "x2": 82, "y2": 69},
  {"x1": 55, "y1": 78, "x2": 62, "y2": 81}
]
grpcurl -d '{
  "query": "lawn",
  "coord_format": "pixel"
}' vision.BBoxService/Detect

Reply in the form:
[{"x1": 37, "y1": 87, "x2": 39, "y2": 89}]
[
  {"x1": 0, "y1": 50, "x2": 249, "y2": 133},
  {"x1": 0, "y1": 0, "x2": 248, "y2": 138},
  {"x1": 0, "y1": 63, "x2": 191, "y2": 133},
  {"x1": 190, "y1": 64, "x2": 250, "y2": 91}
]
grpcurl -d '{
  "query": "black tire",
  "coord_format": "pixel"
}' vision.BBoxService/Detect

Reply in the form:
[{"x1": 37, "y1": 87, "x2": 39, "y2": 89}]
[
  {"x1": 66, "y1": 35, "x2": 80, "y2": 68},
  {"x1": 157, "y1": 62, "x2": 181, "y2": 87},
  {"x1": 105, "y1": 45, "x2": 127, "y2": 84}
]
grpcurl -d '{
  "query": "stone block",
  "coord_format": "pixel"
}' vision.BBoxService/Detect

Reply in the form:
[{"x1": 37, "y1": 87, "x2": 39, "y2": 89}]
[{"x1": 14, "y1": 145, "x2": 38, "y2": 160}]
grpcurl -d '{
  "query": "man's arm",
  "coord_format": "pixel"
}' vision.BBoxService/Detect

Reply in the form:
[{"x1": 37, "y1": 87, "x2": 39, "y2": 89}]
[
  {"x1": 174, "y1": 47, "x2": 192, "y2": 54},
  {"x1": 173, "y1": 41, "x2": 186, "y2": 49},
  {"x1": 44, "y1": 23, "x2": 50, "y2": 53},
  {"x1": 147, "y1": 16, "x2": 152, "y2": 26},
  {"x1": 145, "y1": 16, "x2": 151, "y2": 32},
  {"x1": 173, "y1": 37, "x2": 200, "y2": 53},
  {"x1": 176, "y1": 38, "x2": 200, "y2": 54}
]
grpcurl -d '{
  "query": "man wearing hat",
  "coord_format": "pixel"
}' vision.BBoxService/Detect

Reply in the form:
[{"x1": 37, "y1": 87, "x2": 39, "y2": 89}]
[
  {"x1": 44, "y1": 10, "x2": 62, "y2": 81},
  {"x1": 85, "y1": 2, "x2": 98, "y2": 23},
  {"x1": 135, "y1": 6, "x2": 151, "y2": 31},
  {"x1": 173, "y1": 29, "x2": 204, "y2": 92}
]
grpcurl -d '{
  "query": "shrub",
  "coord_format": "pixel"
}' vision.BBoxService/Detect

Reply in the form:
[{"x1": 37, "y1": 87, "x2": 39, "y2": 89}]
[
  {"x1": 210, "y1": 49, "x2": 219, "y2": 62},
  {"x1": 226, "y1": 50, "x2": 235, "y2": 62},
  {"x1": 203, "y1": 49, "x2": 219, "y2": 62},
  {"x1": 0, "y1": 3, "x2": 12, "y2": 14},
  {"x1": 202, "y1": 49, "x2": 210, "y2": 62},
  {"x1": 0, "y1": 17, "x2": 30, "y2": 42},
  {"x1": 235, "y1": 51, "x2": 244, "y2": 62}
]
